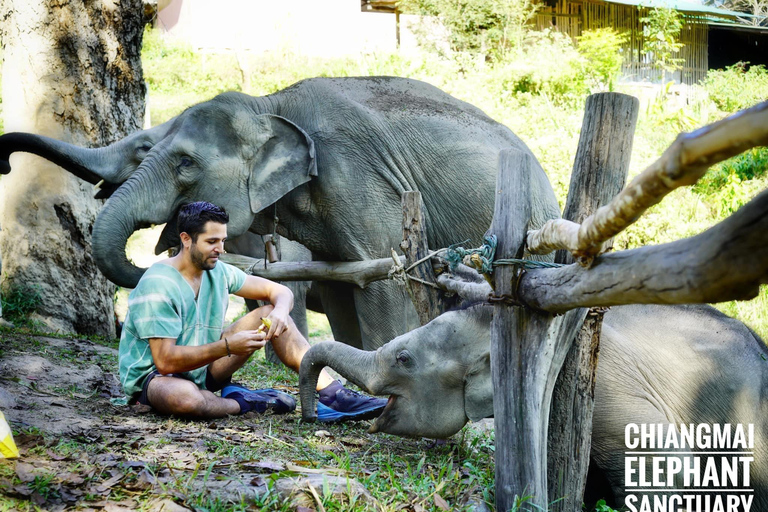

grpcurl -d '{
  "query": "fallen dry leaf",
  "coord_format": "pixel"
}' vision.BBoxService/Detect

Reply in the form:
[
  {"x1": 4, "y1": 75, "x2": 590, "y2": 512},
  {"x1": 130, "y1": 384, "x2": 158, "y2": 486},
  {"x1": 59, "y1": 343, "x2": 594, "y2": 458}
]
[
  {"x1": 339, "y1": 437, "x2": 367, "y2": 447},
  {"x1": 434, "y1": 493, "x2": 450, "y2": 510},
  {"x1": 58, "y1": 472, "x2": 85, "y2": 485},
  {"x1": 285, "y1": 463, "x2": 347, "y2": 476},
  {"x1": 252, "y1": 460, "x2": 285, "y2": 472},
  {"x1": 104, "y1": 500, "x2": 137, "y2": 512},
  {"x1": 96, "y1": 472, "x2": 124, "y2": 493},
  {"x1": 15, "y1": 461, "x2": 38, "y2": 482}
]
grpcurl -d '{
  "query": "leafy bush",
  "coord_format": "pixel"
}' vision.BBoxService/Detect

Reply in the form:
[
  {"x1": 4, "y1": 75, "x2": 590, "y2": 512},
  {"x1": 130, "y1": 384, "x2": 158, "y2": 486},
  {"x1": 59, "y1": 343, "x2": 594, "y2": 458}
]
[
  {"x1": 640, "y1": 7, "x2": 684, "y2": 76},
  {"x1": 593, "y1": 499, "x2": 621, "y2": 512},
  {"x1": 577, "y1": 28, "x2": 628, "y2": 92},
  {"x1": 493, "y1": 30, "x2": 587, "y2": 104},
  {"x1": 694, "y1": 146, "x2": 768, "y2": 196},
  {"x1": 704, "y1": 62, "x2": 768, "y2": 112},
  {"x1": 397, "y1": 0, "x2": 539, "y2": 63},
  {"x1": 141, "y1": 27, "x2": 242, "y2": 98}
]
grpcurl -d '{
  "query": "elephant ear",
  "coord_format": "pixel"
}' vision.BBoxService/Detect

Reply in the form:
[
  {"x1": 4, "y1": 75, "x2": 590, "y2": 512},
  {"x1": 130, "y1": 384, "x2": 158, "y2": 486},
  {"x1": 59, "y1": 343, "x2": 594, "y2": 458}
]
[
  {"x1": 464, "y1": 351, "x2": 493, "y2": 422},
  {"x1": 247, "y1": 114, "x2": 317, "y2": 214}
]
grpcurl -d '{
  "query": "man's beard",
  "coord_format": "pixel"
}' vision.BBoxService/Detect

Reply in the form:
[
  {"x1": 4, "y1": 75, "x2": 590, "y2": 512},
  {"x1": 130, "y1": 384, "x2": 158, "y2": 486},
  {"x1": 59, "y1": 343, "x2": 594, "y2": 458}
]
[{"x1": 190, "y1": 243, "x2": 217, "y2": 270}]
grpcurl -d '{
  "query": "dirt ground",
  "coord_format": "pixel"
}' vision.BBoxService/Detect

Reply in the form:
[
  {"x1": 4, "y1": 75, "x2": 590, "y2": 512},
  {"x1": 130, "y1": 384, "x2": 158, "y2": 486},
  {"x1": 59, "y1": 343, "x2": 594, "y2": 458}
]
[
  {"x1": 0, "y1": 330, "x2": 494, "y2": 512},
  {"x1": 0, "y1": 332, "x2": 370, "y2": 510}
]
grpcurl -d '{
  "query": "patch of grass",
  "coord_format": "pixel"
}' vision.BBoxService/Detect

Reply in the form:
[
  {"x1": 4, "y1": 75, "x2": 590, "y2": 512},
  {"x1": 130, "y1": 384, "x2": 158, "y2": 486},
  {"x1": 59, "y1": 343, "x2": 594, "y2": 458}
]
[
  {"x1": 28, "y1": 472, "x2": 59, "y2": 500},
  {"x1": 307, "y1": 311, "x2": 333, "y2": 340},
  {"x1": 694, "y1": 147, "x2": 768, "y2": 197},
  {"x1": 50, "y1": 384, "x2": 98, "y2": 400},
  {"x1": 0, "y1": 282, "x2": 43, "y2": 325},
  {"x1": 0, "y1": 498, "x2": 33, "y2": 512}
]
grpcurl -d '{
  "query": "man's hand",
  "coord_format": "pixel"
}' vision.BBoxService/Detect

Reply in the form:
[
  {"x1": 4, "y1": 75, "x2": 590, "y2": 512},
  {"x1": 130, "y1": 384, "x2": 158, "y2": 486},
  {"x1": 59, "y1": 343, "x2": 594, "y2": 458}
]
[
  {"x1": 226, "y1": 330, "x2": 268, "y2": 355},
  {"x1": 262, "y1": 306, "x2": 290, "y2": 340},
  {"x1": 235, "y1": 276, "x2": 294, "y2": 340}
]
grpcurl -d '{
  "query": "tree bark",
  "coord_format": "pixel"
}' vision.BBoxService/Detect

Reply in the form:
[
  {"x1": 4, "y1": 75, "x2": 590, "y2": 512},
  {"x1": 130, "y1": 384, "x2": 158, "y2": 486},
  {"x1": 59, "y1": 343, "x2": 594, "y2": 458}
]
[
  {"x1": 548, "y1": 93, "x2": 638, "y2": 512},
  {"x1": 0, "y1": 0, "x2": 147, "y2": 335},
  {"x1": 400, "y1": 191, "x2": 448, "y2": 325},
  {"x1": 491, "y1": 149, "x2": 586, "y2": 511}
]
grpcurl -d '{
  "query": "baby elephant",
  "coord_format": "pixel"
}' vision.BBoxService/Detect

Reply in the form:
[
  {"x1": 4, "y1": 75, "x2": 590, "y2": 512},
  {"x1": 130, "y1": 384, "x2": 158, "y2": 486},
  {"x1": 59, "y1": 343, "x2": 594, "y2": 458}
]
[{"x1": 300, "y1": 303, "x2": 767, "y2": 508}]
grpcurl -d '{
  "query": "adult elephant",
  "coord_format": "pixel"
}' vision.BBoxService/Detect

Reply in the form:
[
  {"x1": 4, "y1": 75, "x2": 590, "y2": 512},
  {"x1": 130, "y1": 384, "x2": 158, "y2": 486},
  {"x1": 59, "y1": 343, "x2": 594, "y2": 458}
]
[
  {"x1": 299, "y1": 302, "x2": 768, "y2": 508},
  {"x1": 0, "y1": 77, "x2": 560, "y2": 349}
]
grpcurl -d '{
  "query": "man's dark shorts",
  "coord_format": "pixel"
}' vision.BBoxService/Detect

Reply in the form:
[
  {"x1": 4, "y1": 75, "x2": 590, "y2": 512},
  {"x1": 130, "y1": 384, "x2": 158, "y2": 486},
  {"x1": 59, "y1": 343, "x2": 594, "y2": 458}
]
[{"x1": 133, "y1": 369, "x2": 230, "y2": 406}]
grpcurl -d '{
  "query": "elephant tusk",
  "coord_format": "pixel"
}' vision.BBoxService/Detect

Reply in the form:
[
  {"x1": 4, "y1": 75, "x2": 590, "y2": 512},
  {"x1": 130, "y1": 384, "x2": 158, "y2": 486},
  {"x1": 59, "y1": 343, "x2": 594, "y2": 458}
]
[{"x1": 93, "y1": 179, "x2": 104, "y2": 190}]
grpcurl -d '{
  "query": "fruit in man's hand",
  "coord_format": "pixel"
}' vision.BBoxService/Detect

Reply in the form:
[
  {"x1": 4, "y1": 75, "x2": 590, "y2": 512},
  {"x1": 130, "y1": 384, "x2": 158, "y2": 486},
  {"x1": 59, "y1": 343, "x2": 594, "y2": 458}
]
[{"x1": 257, "y1": 317, "x2": 272, "y2": 333}]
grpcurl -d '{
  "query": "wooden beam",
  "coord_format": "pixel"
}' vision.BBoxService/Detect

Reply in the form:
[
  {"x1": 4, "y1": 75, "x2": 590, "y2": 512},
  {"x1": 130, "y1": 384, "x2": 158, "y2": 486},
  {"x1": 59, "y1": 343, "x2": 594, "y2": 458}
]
[
  {"x1": 220, "y1": 253, "x2": 404, "y2": 289},
  {"x1": 400, "y1": 191, "x2": 448, "y2": 325},
  {"x1": 548, "y1": 92, "x2": 638, "y2": 512},
  {"x1": 491, "y1": 149, "x2": 586, "y2": 511},
  {"x1": 519, "y1": 187, "x2": 768, "y2": 311}
]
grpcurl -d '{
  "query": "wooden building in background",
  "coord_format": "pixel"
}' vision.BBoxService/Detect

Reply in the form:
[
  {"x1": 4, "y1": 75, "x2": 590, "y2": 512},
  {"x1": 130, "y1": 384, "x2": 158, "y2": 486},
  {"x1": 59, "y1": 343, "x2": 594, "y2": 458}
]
[{"x1": 534, "y1": 0, "x2": 760, "y2": 85}]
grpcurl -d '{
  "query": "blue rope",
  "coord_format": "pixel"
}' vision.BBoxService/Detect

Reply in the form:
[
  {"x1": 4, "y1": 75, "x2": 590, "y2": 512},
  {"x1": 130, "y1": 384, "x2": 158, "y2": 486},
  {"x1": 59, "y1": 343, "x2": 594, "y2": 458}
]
[{"x1": 444, "y1": 235, "x2": 563, "y2": 275}]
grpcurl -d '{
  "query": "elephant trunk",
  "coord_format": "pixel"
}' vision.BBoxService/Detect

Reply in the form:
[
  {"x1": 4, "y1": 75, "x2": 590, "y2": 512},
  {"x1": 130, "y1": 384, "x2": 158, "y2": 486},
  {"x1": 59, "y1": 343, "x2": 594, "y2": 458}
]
[
  {"x1": 0, "y1": 132, "x2": 134, "y2": 190},
  {"x1": 92, "y1": 177, "x2": 171, "y2": 288},
  {"x1": 300, "y1": 341, "x2": 377, "y2": 422}
]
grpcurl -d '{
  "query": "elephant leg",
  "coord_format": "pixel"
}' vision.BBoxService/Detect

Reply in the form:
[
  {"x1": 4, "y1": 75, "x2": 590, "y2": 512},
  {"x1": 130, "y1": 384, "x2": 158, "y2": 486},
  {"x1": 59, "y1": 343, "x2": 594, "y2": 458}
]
[
  {"x1": 352, "y1": 280, "x2": 419, "y2": 351},
  {"x1": 315, "y1": 281, "x2": 364, "y2": 350},
  {"x1": 246, "y1": 279, "x2": 310, "y2": 364},
  {"x1": 228, "y1": 233, "x2": 311, "y2": 364}
]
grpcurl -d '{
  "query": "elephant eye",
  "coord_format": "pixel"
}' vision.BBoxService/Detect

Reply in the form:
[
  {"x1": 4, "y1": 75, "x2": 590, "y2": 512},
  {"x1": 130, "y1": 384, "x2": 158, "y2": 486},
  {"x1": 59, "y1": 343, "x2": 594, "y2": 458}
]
[
  {"x1": 396, "y1": 350, "x2": 411, "y2": 366},
  {"x1": 135, "y1": 143, "x2": 153, "y2": 159},
  {"x1": 179, "y1": 156, "x2": 193, "y2": 168}
]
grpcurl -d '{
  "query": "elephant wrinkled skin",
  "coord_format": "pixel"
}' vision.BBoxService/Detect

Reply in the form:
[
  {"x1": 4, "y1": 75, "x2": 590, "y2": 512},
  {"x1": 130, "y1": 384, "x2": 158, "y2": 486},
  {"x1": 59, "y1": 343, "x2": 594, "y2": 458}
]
[
  {"x1": 300, "y1": 303, "x2": 768, "y2": 508},
  {"x1": 0, "y1": 77, "x2": 560, "y2": 349}
]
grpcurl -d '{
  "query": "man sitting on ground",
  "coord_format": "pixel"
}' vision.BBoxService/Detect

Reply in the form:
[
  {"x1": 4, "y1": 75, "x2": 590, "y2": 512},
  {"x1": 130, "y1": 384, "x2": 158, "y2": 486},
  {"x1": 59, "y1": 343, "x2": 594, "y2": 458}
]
[{"x1": 118, "y1": 201, "x2": 386, "y2": 421}]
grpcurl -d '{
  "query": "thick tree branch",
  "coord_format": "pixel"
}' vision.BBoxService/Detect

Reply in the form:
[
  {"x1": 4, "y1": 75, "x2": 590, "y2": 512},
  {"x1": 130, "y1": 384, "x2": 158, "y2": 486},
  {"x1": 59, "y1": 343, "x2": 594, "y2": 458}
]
[
  {"x1": 527, "y1": 100, "x2": 768, "y2": 264},
  {"x1": 519, "y1": 188, "x2": 768, "y2": 312}
]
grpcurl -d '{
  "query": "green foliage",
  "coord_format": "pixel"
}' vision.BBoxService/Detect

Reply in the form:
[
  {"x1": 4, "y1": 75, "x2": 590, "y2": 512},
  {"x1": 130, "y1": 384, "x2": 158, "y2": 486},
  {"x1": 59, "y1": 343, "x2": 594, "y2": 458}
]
[
  {"x1": 593, "y1": 498, "x2": 621, "y2": 512},
  {"x1": 704, "y1": 62, "x2": 768, "y2": 112},
  {"x1": 640, "y1": 7, "x2": 684, "y2": 75},
  {"x1": 397, "y1": 0, "x2": 539, "y2": 62},
  {"x1": 141, "y1": 27, "x2": 242, "y2": 123},
  {"x1": 576, "y1": 28, "x2": 628, "y2": 92},
  {"x1": 694, "y1": 147, "x2": 768, "y2": 210},
  {"x1": 493, "y1": 30, "x2": 587, "y2": 105},
  {"x1": 0, "y1": 282, "x2": 42, "y2": 324}
]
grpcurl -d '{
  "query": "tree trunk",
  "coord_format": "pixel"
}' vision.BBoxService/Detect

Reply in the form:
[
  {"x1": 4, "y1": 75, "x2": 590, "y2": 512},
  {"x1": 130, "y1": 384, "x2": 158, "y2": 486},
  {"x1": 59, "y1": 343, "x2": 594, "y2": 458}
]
[
  {"x1": 491, "y1": 149, "x2": 586, "y2": 511},
  {"x1": 0, "y1": 0, "x2": 147, "y2": 335},
  {"x1": 400, "y1": 191, "x2": 450, "y2": 325}
]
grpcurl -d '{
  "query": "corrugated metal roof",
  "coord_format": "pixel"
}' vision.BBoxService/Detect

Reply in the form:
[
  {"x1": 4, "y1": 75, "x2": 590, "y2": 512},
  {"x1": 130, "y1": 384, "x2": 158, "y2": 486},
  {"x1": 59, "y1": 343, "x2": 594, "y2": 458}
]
[{"x1": 606, "y1": 0, "x2": 753, "y2": 19}]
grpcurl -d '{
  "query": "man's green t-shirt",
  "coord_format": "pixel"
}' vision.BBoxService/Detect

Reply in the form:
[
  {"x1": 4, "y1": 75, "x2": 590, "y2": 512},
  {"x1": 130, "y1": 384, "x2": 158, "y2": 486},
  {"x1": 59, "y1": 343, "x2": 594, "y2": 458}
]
[{"x1": 119, "y1": 260, "x2": 247, "y2": 398}]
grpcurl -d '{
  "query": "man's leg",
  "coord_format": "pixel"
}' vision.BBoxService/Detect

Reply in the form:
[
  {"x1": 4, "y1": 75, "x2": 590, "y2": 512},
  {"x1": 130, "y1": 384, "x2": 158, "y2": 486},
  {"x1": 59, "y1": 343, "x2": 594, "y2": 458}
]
[
  {"x1": 146, "y1": 375, "x2": 239, "y2": 418},
  {"x1": 213, "y1": 304, "x2": 386, "y2": 422},
  {"x1": 210, "y1": 304, "x2": 335, "y2": 390}
]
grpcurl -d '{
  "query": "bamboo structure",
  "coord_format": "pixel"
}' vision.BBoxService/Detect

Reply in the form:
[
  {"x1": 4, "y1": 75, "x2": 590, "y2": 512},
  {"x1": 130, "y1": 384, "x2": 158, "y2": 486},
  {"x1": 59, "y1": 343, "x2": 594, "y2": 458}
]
[{"x1": 534, "y1": 0, "x2": 710, "y2": 86}]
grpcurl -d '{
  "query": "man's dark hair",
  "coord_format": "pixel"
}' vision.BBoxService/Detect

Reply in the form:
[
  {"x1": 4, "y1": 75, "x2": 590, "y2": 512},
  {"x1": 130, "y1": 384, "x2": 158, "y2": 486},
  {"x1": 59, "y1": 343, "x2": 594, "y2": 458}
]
[{"x1": 177, "y1": 202, "x2": 229, "y2": 241}]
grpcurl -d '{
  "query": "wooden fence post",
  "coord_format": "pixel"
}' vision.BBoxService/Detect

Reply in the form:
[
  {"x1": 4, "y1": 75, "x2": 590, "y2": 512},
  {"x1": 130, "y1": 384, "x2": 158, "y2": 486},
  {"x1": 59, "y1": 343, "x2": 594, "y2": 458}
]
[
  {"x1": 491, "y1": 150, "x2": 586, "y2": 511},
  {"x1": 548, "y1": 92, "x2": 639, "y2": 510},
  {"x1": 401, "y1": 191, "x2": 448, "y2": 325}
]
